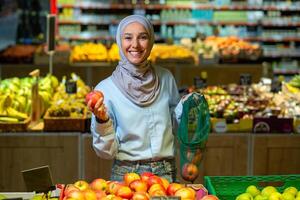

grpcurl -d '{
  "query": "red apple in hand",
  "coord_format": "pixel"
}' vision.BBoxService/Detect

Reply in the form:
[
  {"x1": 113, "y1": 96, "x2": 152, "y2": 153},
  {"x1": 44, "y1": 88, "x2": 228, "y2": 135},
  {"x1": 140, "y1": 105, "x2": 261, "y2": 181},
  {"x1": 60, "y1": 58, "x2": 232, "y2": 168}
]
[{"x1": 85, "y1": 90, "x2": 104, "y2": 109}]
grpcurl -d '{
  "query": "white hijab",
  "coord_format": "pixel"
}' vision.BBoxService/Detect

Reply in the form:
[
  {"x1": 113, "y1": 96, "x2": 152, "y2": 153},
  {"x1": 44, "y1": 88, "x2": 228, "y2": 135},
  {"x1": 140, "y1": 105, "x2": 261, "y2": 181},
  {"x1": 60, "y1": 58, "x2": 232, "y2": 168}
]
[{"x1": 111, "y1": 15, "x2": 160, "y2": 107}]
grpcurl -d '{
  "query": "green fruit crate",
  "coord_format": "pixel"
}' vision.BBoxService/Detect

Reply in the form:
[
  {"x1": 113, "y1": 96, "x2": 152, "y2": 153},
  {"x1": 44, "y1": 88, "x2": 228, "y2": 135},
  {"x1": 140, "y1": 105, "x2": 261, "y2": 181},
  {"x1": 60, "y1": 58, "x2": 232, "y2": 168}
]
[{"x1": 204, "y1": 175, "x2": 300, "y2": 200}]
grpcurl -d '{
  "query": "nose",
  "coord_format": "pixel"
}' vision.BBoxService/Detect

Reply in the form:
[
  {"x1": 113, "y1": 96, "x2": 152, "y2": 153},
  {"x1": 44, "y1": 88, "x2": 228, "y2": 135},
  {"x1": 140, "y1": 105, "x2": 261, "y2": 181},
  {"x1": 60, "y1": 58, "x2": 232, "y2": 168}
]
[{"x1": 131, "y1": 38, "x2": 139, "y2": 48}]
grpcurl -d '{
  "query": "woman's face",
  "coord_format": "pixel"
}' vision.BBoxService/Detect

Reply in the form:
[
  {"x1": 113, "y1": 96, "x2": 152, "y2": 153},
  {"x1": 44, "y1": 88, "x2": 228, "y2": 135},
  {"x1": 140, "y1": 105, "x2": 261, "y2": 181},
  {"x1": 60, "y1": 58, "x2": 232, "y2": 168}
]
[{"x1": 121, "y1": 22, "x2": 151, "y2": 65}]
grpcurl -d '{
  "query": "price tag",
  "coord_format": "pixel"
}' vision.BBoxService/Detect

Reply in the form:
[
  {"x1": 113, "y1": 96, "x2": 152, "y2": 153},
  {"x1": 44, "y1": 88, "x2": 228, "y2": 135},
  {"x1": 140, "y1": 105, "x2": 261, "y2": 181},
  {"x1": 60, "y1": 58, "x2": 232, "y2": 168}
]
[
  {"x1": 194, "y1": 77, "x2": 206, "y2": 89},
  {"x1": 65, "y1": 80, "x2": 77, "y2": 94},
  {"x1": 271, "y1": 79, "x2": 282, "y2": 93},
  {"x1": 239, "y1": 73, "x2": 252, "y2": 85}
]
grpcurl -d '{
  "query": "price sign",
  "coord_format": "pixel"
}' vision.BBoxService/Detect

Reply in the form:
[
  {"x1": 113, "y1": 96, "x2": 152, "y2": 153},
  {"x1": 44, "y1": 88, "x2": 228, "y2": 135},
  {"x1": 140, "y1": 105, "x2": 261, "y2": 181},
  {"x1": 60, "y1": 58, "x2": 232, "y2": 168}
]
[
  {"x1": 65, "y1": 80, "x2": 77, "y2": 94},
  {"x1": 194, "y1": 77, "x2": 206, "y2": 89},
  {"x1": 271, "y1": 79, "x2": 282, "y2": 93},
  {"x1": 239, "y1": 73, "x2": 252, "y2": 85},
  {"x1": 22, "y1": 165, "x2": 54, "y2": 193}
]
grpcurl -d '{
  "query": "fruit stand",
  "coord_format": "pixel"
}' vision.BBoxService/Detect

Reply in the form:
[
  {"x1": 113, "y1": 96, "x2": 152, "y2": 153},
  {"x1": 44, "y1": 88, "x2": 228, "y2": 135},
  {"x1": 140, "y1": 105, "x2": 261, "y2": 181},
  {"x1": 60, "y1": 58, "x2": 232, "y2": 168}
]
[{"x1": 1, "y1": 133, "x2": 300, "y2": 193}]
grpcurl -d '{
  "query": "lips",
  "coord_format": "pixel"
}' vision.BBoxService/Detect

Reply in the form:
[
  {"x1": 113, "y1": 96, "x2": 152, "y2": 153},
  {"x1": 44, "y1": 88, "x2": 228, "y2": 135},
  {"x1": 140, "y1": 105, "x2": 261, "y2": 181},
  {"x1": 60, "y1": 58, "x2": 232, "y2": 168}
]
[{"x1": 129, "y1": 50, "x2": 144, "y2": 57}]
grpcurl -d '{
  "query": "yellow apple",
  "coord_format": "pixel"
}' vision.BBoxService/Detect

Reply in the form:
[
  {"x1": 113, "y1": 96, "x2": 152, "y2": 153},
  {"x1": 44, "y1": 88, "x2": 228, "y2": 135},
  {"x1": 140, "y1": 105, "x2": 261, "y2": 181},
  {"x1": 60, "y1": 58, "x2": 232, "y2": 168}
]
[
  {"x1": 83, "y1": 189, "x2": 97, "y2": 200},
  {"x1": 261, "y1": 186, "x2": 277, "y2": 198},
  {"x1": 90, "y1": 178, "x2": 108, "y2": 192},
  {"x1": 282, "y1": 192, "x2": 295, "y2": 200},
  {"x1": 74, "y1": 180, "x2": 90, "y2": 191},
  {"x1": 269, "y1": 192, "x2": 282, "y2": 200},
  {"x1": 254, "y1": 194, "x2": 268, "y2": 200},
  {"x1": 284, "y1": 187, "x2": 298, "y2": 197},
  {"x1": 123, "y1": 172, "x2": 140, "y2": 186},
  {"x1": 236, "y1": 193, "x2": 253, "y2": 200},
  {"x1": 246, "y1": 185, "x2": 260, "y2": 197}
]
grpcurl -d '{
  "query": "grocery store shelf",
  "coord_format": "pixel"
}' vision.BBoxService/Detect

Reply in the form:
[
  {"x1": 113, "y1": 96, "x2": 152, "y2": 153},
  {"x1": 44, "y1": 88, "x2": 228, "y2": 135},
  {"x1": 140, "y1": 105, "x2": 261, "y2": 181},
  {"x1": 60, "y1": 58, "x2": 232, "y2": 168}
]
[
  {"x1": 59, "y1": 34, "x2": 300, "y2": 42},
  {"x1": 59, "y1": 19, "x2": 300, "y2": 27},
  {"x1": 58, "y1": 19, "x2": 119, "y2": 25},
  {"x1": 69, "y1": 61, "x2": 114, "y2": 67},
  {"x1": 273, "y1": 69, "x2": 300, "y2": 75},
  {"x1": 246, "y1": 37, "x2": 300, "y2": 42},
  {"x1": 57, "y1": 3, "x2": 300, "y2": 11},
  {"x1": 58, "y1": 35, "x2": 113, "y2": 41},
  {"x1": 264, "y1": 52, "x2": 300, "y2": 58}
]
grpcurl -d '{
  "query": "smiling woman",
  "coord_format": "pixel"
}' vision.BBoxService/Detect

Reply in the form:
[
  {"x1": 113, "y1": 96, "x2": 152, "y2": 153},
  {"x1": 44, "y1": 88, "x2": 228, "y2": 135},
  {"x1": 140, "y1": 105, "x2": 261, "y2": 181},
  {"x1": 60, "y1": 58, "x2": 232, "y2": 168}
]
[
  {"x1": 121, "y1": 22, "x2": 151, "y2": 65},
  {"x1": 87, "y1": 15, "x2": 182, "y2": 183}
]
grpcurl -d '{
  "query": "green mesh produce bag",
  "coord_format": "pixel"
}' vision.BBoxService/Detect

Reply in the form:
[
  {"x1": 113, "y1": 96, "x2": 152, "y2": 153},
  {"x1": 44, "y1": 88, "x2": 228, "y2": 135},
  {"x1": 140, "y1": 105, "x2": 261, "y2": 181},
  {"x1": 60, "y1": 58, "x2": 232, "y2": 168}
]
[{"x1": 177, "y1": 92, "x2": 211, "y2": 183}]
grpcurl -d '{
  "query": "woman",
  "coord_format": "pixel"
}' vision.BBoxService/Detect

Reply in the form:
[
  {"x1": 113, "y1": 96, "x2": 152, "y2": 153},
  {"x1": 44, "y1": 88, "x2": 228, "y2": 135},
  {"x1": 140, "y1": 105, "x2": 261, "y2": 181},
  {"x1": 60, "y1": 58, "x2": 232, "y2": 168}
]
[{"x1": 88, "y1": 15, "x2": 181, "y2": 182}]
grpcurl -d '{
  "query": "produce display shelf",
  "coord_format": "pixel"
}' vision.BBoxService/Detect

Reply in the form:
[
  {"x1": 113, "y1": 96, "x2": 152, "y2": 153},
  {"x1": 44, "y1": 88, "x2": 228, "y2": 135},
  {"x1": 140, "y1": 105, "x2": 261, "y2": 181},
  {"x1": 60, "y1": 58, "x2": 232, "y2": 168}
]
[
  {"x1": 204, "y1": 175, "x2": 300, "y2": 200},
  {"x1": 0, "y1": 117, "x2": 31, "y2": 133}
]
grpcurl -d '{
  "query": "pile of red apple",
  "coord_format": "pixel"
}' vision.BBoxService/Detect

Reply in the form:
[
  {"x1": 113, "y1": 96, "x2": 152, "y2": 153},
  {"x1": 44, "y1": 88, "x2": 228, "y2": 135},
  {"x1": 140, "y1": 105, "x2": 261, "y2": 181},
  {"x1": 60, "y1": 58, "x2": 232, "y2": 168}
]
[{"x1": 60, "y1": 172, "x2": 219, "y2": 200}]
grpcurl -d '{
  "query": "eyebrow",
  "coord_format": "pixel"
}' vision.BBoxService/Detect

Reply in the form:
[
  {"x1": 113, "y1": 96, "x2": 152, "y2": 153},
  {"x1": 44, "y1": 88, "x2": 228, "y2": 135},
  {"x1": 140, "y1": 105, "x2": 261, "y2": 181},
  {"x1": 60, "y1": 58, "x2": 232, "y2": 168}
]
[{"x1": 123, "y1": 32, "x2": 148, "y2": 36}]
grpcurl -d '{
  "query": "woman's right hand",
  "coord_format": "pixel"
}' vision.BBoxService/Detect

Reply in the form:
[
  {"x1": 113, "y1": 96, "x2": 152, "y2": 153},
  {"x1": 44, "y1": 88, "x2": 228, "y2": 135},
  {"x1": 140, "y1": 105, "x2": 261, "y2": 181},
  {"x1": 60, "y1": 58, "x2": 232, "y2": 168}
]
[{"x1": 87, "y1": 96, "x2": 109, "y2": 122}]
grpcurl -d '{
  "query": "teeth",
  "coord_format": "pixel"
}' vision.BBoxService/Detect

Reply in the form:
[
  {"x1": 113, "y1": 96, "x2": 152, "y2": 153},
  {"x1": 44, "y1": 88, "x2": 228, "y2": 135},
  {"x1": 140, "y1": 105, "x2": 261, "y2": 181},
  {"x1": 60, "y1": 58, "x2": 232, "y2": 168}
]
[{"x1": 130, "y1": 51, "x2": 141, "y2": 57}]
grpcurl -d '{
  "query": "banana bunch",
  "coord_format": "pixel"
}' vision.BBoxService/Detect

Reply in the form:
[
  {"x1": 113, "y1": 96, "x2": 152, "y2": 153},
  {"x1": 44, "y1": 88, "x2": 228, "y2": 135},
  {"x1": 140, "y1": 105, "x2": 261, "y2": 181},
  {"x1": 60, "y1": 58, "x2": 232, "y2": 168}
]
[
  {"x1": 107, "y1": 43, "x2": 120, "y2": 62},
  {"x1": 289, "y1": 75, "x2": 300, "y2": 89},
  {"x1": 149, "y1": 44, "x2": 196, "y2": 62},
  {"x1": 70, "y1": 42, "x2": 108, "y2": 62},
  {"x1": 284, "y1": 82, "x2": 300, "y2": 94},
  {"x1": 0, "y1": 74, "x2": 60, "y2": 123},
  {"x1": 0, "y1": 95, "x2": 29, "y2": 122},
  {"x1": 47, "y1": 73, "x2": 90, "y2": 118}
]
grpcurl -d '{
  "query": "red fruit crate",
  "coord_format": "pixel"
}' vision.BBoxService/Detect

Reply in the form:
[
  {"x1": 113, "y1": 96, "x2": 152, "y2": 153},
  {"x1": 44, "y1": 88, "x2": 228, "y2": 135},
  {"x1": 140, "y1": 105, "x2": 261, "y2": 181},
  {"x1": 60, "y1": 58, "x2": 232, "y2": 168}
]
[{"x1": 204, "y1": 175, "x2": 300, "y2": 200}]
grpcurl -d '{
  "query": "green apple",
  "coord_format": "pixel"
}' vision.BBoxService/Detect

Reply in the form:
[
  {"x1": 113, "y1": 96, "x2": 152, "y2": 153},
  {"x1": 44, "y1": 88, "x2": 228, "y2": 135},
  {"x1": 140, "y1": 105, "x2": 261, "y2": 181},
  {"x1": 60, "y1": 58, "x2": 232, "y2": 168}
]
[
  {"x1": 261, "y1": 186, "x2": 277, "y2": 198},
  {"x1": 246, "y1": 185, "x2": 260, "y2": 197},
  {"x1": 269, "y1": 192, "x2": 282, "y2": 200},
  {"x1": 295, "y1": 196, "x2": 300, "y2": 200},
  {"x1": 236, "y1": 193, "x2": 253, "y2": 200},
  {"x1": 284, "y1": 187, "x2": 298, "y2": 197},
  {"x1": 282, "y1": 192, "x2": 295, "y2": 200}
]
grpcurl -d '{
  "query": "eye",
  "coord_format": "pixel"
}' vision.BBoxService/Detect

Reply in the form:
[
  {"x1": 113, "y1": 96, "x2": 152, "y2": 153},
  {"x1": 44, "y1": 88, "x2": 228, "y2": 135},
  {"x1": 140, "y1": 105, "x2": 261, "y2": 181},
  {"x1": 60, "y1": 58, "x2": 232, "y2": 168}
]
[
  {"x1": 124, "y1": 36, "x2": 132, "y2": 40},
  {"x1": 139, "y1": 34, "x2": 149, "y2": 40}
]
